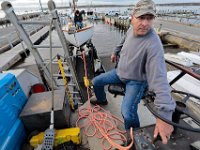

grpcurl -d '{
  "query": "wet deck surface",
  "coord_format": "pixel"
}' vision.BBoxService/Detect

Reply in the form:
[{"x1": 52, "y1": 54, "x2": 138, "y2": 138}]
[{"x1": 70, "y1": 92, "x2": 155, "y2": 150}]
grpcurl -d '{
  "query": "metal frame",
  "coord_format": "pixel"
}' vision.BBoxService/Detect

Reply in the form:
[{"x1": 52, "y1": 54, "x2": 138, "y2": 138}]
[
  {"x1": 47, "y1": 0, "x2": 81, "y2": 93},
  {"x1": 1, "y1": 0, "x2": 82, "y2": 100},
  {"x1": 1, "y1": 1, "x2": 55, "y2": 88},
  {"x1": 166, "y1": 60, "x2": 200, "y2": 86}
]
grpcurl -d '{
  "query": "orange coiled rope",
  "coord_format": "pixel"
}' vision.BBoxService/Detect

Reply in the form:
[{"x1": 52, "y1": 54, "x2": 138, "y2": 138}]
[{"x1": 76, "y1": 51, "x2": 134, "y2": 150}]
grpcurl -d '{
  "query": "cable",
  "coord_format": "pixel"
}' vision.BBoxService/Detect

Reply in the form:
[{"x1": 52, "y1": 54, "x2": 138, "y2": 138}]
[
  {"x1": 76, "y1": 51, "x2": 134, "y2": 150},
  {"x1": 143, "y1": 92, "x2": 200, "y2": 132}
]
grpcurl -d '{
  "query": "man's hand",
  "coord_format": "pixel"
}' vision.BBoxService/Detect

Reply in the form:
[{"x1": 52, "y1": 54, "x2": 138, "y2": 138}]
[
  {"x1": 154, "y1": 118, "x2": 174, "y2": 144},
  {"x1": 111, "y1": 54, "x2": 117, "y2": 63}
]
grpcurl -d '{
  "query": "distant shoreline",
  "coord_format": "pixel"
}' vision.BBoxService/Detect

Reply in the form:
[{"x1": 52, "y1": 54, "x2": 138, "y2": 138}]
[
  {"x1": 54, "y1": 2, "x2": 200, "y2": 9},
  {"x1": 157, "y1": 2, "x2": 200, "y2": 6},
  {"x1": 1, "y1": 2, "x2": 200, "y2": 20}
]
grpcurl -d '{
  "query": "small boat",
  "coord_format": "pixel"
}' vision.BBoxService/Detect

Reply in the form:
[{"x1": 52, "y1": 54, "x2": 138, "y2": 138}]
[
  {"x1": 63, "y1": 25, "x2": 94, "y2": 47},
  {"x1": 177, "y1": 51, "x2": 200, "y2": 65},
  {"x1": 167, "y1": 70, "x2": 200, "y2": 98},
  {"x1": 164, "y1": 53, "x2": 193, "y2": 67}
]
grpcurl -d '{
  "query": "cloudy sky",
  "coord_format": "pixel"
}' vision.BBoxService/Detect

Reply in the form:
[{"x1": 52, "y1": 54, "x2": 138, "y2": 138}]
[{"x1": 0, "y1": 0, "x2": 200, "y2": 9}]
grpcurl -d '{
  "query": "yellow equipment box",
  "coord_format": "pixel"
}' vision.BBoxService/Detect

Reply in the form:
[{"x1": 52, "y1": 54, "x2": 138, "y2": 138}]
[{"x1": 30, "y1": 127, "x2": 81, "y2": 147}]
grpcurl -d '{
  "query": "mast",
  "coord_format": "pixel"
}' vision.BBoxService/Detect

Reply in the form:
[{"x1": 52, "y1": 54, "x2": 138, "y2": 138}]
[
  {"x1": 72, "y1": 0, "x2": 76, "y2": 12},
  {"x1": 39, "y1": 0, "x2": 44, "y2": 12},
  {"x1": 72, "y1": 0, "x2": 78, "y2": 12}
]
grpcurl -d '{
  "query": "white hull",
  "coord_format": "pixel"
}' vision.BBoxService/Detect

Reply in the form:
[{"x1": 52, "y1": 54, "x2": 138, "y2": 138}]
[
  {"x1": 63, "y1": 25, "x2": 94, "y2": 47},
  {"x1": 167, "y1": 70, "x2": 200, "y2": 103},
  {"x1": 177, "y1": 52, "x2": 200, "y2": 65},
  {"x1": 164, "y1": 53, "x2": 193, "y2": 67}
]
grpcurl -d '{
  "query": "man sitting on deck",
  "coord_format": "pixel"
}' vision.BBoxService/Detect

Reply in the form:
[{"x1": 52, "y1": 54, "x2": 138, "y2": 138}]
[{"x1": 90, "y1": 0, "x2": 176, "y2": 145}]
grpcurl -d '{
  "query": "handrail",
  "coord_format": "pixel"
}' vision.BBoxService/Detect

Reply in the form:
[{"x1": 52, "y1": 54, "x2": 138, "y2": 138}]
[
  {"x1": 62, "y1": 25, "x2": 93, "y2": 33},
  {"x1": 166, "y1": 60, "x2": 200, "y2": 81}
]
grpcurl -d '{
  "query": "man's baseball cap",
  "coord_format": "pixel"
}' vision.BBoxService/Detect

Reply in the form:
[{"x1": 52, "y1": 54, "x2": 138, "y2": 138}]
[{"x1": 133, "y1": 0, "x2": 156, "y2": 17}]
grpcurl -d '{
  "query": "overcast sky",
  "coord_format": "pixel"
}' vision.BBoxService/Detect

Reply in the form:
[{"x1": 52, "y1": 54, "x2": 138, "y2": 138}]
[{"x1": 0, "y1": 0, "x2": 200, "y2": 9}]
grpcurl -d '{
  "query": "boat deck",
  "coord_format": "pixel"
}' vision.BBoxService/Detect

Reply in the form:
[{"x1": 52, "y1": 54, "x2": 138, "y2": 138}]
[{"x1": 70, "y1": 92, "x2": 156, "y2": 150}]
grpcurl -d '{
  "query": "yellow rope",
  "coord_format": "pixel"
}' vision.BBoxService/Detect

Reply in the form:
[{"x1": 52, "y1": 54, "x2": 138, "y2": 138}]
[{"x1": 57, "y1": 55, "x2": 75, "y2": 110}]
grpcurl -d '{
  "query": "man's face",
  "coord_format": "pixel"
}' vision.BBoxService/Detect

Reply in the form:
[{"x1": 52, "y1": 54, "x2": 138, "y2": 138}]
[{"x1": 131, "y1": 14, "x2": 155, "y2": 36}]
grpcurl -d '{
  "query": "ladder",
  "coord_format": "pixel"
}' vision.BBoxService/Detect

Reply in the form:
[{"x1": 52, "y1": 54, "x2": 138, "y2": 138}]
[{"x1": 1, "y1": 1, "x2": 83, "y2": 102}]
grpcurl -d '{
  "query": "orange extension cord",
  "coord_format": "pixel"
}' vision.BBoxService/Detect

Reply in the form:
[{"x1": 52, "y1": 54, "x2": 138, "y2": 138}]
[{"x1": 76, "y1": 51, "x2": 134, "y2": 150}]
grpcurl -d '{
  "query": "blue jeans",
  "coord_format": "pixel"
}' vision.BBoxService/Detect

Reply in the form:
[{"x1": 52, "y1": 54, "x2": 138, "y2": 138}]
[
  {"x1": 76, "y1": 22, "x2": 83, "y2": 29},
  {"x1": 92, "y1": 69, "x2": 147, "y2": 129}
]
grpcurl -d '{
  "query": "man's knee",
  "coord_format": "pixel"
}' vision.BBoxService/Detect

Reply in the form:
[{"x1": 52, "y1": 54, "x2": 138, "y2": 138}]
[
  {"x1": 92, "y1": 75, "x2": 103, "y2": 86},
  {"x1": 122, "y1": 109, "x2": 131, "y2": 120}
]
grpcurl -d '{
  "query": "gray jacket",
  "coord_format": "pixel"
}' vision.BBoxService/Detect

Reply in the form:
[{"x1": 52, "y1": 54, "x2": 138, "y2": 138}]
[{"x1": 114, "y1": 26, "x2": 176, "y2": 121}]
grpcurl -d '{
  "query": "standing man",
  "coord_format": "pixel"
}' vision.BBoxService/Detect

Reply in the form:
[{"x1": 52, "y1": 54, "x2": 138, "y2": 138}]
[
  {"x1": 90, "y1": 0, "x2": 176, "y2": 144},
  {"x1": 74, "y1": 10, "x2": 83, "y2": 29}
]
